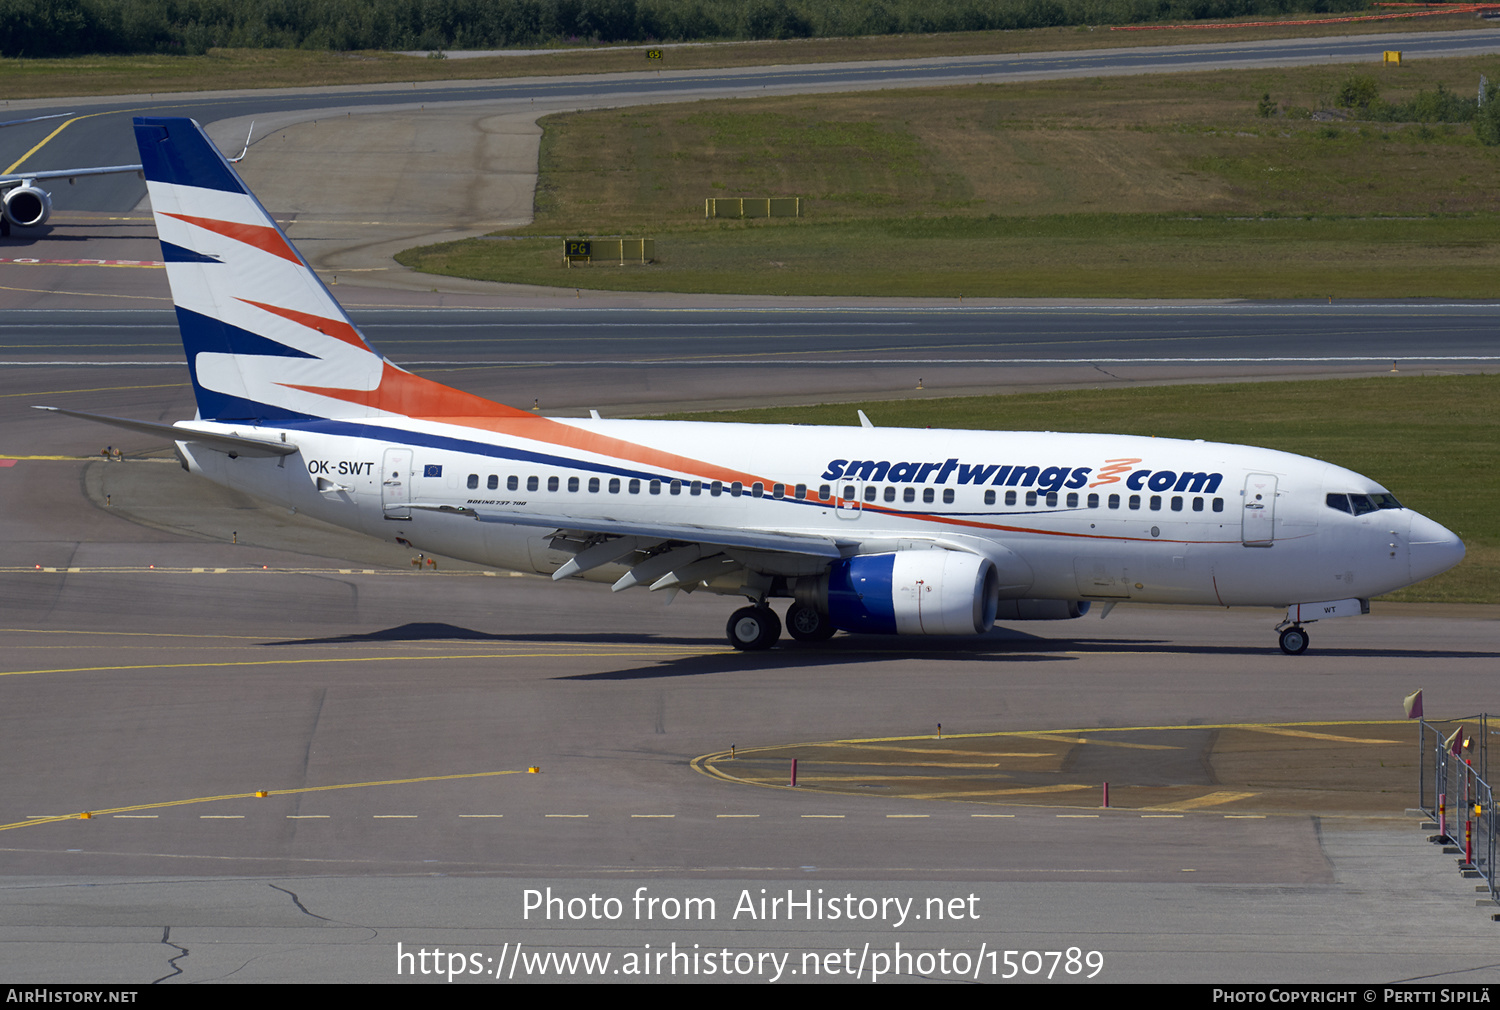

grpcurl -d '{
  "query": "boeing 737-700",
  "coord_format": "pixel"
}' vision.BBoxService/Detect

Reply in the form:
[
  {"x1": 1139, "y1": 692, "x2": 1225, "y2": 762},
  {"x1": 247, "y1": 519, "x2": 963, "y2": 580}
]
[{"x1": 36, "y1": 117, "x2": 1467, "y2": 654}]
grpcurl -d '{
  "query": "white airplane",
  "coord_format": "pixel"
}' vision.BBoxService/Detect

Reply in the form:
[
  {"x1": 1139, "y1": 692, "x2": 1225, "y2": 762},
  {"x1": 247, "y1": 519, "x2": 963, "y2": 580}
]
[
  {"x1": 37, "y1": 116, "x2": 1466, "y2": 654},
  {"x1": 1, "y1": 113, "x2": 142, "y2": 236}
]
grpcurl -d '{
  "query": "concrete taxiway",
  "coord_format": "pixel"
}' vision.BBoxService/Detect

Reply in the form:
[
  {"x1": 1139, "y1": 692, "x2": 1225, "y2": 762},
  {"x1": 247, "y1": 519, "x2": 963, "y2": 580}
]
[{"x1": 2, "y1": 338, "x2": 1496, "y2": 983}]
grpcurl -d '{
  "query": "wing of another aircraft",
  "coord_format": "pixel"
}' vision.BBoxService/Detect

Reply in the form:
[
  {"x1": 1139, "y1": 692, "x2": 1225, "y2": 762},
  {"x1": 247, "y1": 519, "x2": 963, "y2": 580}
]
[
  {"x1": 2, "y1": 164, "x2": 144, "y2": 183},
  {"x1": 1, "y1": 115, "x2": 142, "y2": 234}
]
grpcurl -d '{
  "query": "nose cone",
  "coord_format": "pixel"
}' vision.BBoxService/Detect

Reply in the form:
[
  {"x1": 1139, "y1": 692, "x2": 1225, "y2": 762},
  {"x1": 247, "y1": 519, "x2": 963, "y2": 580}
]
[{"x1": 1408, "y1": 513, "x2": 1465, "y2": 583}]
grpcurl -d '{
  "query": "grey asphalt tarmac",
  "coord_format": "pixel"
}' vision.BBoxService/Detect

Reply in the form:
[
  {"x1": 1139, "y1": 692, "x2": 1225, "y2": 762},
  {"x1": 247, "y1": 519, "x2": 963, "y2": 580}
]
[
  {"x1": 1, "y1": 35, "x2": 1498, "y2": 986},
  {"x1": 3, "y1": 339, "x2": 1497, "y2": 984}
]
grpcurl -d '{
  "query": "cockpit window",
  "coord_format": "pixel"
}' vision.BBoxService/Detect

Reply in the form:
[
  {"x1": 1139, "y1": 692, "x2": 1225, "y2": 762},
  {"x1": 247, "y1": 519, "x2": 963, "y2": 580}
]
[{"x1": 1332, "y1": 492, "x2": 1403, "y2": 516}]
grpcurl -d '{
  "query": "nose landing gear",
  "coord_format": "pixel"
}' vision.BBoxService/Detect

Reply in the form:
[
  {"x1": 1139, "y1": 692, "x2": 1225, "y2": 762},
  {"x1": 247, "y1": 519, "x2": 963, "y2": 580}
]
[{"x1": 1277, "y1": 625, "x2": 1310, "y2": 655}]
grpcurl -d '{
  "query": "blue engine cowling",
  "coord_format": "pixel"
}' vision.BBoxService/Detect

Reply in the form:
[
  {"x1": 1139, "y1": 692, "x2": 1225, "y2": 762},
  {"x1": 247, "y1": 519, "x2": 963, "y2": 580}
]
[{"x1": 821, "y1": 551, "x2": 1002, "y2": 636}]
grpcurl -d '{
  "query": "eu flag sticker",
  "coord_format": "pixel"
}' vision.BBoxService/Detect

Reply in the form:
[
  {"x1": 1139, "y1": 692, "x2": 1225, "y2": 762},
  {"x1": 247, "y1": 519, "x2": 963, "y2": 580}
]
[{"x1": 423, "y1": 464, "x2": 443, "y2": 477}]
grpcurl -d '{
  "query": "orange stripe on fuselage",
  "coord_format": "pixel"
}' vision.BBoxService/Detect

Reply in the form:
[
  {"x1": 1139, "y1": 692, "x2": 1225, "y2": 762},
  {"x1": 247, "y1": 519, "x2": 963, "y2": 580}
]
[
  {"x1": 161, "y1": 213, "x2": 301, "y2": 264},
  {"x1": 283, "y1": 363, "x2": 769, "y2": 487}
]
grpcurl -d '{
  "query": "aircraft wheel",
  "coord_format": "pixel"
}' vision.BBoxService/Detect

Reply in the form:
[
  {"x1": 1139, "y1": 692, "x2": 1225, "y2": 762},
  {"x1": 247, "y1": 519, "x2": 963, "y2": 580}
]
[
  {"x1": 727, "y1": 606, "x2": 780, "y2": 651},
  {"x1": 786, "y1": 601, "x2": 835, "y2": 642},
  {"x1": 1278, "y1": 626, "x2": 1310, "y2": 655}
]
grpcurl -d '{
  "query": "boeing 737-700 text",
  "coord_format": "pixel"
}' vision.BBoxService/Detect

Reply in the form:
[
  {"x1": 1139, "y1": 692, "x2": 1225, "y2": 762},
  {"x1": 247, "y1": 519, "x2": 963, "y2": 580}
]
[{"x1": 37, "y1": 117, "x2": 1466, "y2": 654}]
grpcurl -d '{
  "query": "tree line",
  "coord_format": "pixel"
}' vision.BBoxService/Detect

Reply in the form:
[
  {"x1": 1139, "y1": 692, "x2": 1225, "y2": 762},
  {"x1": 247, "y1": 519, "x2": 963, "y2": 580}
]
[{"x1": 2, "y1": 0, "x2": 1372, "y2": 58}]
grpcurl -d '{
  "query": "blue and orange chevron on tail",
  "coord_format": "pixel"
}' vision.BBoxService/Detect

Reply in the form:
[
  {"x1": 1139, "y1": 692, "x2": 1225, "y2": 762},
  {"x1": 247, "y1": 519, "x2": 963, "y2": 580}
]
[{"x1": 134, "y1": 116, "x2": 528, "y2": 425}]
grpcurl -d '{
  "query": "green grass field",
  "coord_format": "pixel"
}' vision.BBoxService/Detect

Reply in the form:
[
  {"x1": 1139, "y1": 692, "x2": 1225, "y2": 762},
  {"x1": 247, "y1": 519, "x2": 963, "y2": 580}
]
[
  {"x1": 0, "y1": 15, "x2": 1484, "y2": 98},
  {"x1": 399, "y1": 53, "x2": 1500, "y2": 298},
  {"x1": 647, "y1": 374, "x2": 1497, "y2": 604}
]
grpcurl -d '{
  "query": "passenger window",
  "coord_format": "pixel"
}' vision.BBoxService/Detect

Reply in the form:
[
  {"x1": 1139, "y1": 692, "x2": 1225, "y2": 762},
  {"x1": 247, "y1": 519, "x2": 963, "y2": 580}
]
[
  {"x1": 864, "y1": 486, "x2": 876, "y2": 502},
  {"x1": 1067, "y1": 493, "x2": 1078, "y2": 508},
  {"x1": 1108, "y1": 494, "x2": 1120, "y2": 509},
  {"x1": 487, "y1": 475, "x2": 498, "y2": 490},
  {"x1": 467, "y1": 474, "x2": 478, "y2": 489},
  {"x1": 1129, "y1": 495, "x2": 1141, "y2": 510},
  {"x1": 507, "y1": 476, "x2": 518, "y2": 491},
  {"x1": 903, "y1": 487, "x2": 915, "y2": 503},
  {"x1": 943, "y1": 488, "x2": 955, "y2": 504},
  {"x1": 1212, "y1": 498, "x2": 1224, "y2": 512},
  {"x1": 629, "y1": 479, "x2": 641, "y2": 494},
  {"x1": 1149, "y1": 495, "x2": 1161, "y2": 511},
  {"x1": 526, "y1": 476, "x2": 539, "y2": 492},
  {"x1": 1045, "y1": 492, "x2": 1058, "y2": 507},
  {"x1": 1025, "y1": 491, "x2": 1037, "y2": 507},
  {"x1": 1005, "y1": 491, "x2": 1017, "y2": 506},
  {"x1": 1192, "y1": 497, "x2": 1203, "y2": 512},
  {"x1": 844, "y1": 485, "x2": 856, "y2": 501},
  {"x1": 984, "y1": 490, "x2": 996, "y2": 505},
  {"x1": 730, "y1": 482, "x2": 743, "y2": 497},
  {"x1": 772, "y1": 483, "x2": 785, "y2": 499},
  {"x1": 1171, "y1": 496, "x2": 1183, "y2": 512},
  {"x1": 547, "y1": 476, "x2": 560, "y2": 492},
  {"x1": 691, "y1": 481, "x2": 702, "y2": 496},
  {"x1": 567, "y1": 476, "x2": 579, "y2": 492},
  {"x1": 711, "y1": 481, "x2": 723, "y2": 497},
  {"x1": 795, "y1": 484, "x2": 806, "y2": 499},
  {"x1": 818, "y1": 484, "x2": 831, "y2": 500},
  {"x1": 609, "y1": 478, "x2": 620, "y2": 494},
  {"x1": 923, "y1": 488, "x2": 934, "y2": 504},
  {"x1": 649, "y1": 480, "x2": 661, "y2": 495},
  {"x1": 670, "y1": 480, "x2": 682, "y2": 496},
  {"x1": 588, "y1": 477, "x2": 600, "y2": 493},
  {"x1": 883, "y1": 486, "x2": 896, "y2": 502}
]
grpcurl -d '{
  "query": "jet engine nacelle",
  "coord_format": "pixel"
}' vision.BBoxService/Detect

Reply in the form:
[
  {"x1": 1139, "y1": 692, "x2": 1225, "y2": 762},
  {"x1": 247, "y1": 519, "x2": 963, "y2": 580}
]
[
  {"x1": 3, "y1": 184, "x2": 51, "y2": 227},
  {"x1": 805, "y1": 550, "x2": 1002, "y2": 636}
]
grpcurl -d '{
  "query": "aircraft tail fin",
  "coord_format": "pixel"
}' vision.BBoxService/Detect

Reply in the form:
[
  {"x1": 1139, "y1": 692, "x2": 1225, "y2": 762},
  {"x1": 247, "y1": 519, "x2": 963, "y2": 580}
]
[{"x1": 134, "y1": 116, "x2": 525, "y2": 425}]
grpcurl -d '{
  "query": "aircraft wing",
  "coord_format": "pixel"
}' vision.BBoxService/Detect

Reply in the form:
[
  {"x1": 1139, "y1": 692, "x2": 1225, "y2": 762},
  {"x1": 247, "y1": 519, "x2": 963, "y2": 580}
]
[
  {"x1": 408, "y1": 503, "x2": 849, "y2": 559},
  {"x1": 32, "y1": 406, "x2": 299, "y2": 457},
  {"x1": 407, "y1": 503, "x2": 854, "y2": 591},
  {"x1": 1, "y1": 165, "x2": 142, "y2": 185}
]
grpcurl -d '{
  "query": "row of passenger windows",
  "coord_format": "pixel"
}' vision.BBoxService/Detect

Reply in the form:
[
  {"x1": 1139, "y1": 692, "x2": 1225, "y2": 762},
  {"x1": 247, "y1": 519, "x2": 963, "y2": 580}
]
[
  {"x1": 467, "y1": 474, "x2": 807, "y2": 498},
  {"x1": 466, "y1": 472, "x2": 1224, "y2": 513},
  {"x1": 971, "y1": 489, "x2": 1225, "y2": 513}
]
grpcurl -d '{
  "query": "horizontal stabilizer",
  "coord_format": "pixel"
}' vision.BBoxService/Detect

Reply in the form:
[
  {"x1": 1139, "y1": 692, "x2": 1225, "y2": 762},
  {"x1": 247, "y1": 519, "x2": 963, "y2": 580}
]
[{"x1": 32, "y1": 405, "x2": 299, "y2": 457}]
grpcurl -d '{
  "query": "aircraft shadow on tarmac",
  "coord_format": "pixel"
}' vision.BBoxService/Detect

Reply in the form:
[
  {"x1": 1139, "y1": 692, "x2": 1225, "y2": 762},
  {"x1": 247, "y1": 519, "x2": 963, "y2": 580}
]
[
  {"x1": 264, "y1": 618, "x2": 1494, "y2": 666},
  {"x1": 261, "y1": 622, "x2": 1499, "y2": 681},
  {"x1": 2, "y1": 227, "x2": 160, "y2": 245}
]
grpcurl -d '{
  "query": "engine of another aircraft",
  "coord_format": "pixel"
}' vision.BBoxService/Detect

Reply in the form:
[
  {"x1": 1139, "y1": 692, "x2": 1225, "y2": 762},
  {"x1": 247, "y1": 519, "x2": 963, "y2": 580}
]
[{"x1": 3, "y1": 185, "x2": 51, "y2": 227}]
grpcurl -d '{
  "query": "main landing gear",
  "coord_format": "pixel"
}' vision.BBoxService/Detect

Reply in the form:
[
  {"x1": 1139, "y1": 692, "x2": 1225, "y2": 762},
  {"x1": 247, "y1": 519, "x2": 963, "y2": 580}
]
[
  {"x1": 1278, "y1": 625, "x2": 1310, "y2": 656},
  {"x1": 785, "y1": 601, "x2": 836, "y2": 642},
  {"x1": 727, "y1": 606, "x2": 780, "y2": 651},
  {"x1": 726, "y1": 601, "x2": 837, "y2": 650}
]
